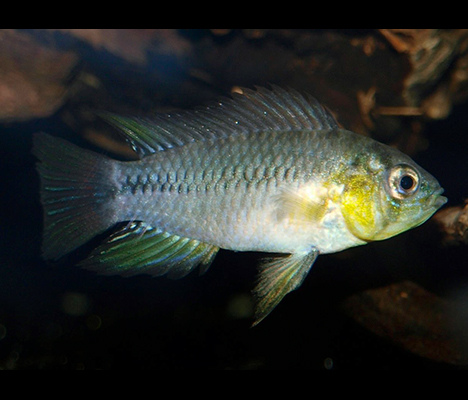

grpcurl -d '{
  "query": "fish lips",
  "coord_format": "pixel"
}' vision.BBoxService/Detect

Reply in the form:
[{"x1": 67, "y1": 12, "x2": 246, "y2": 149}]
[{"x1": 429, "y1": 187, "x2": 447, "y2": 210}]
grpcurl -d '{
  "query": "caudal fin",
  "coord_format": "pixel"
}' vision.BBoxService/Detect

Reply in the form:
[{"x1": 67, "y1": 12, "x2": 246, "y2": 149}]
[{"x1": 33, "y1": 133, "x2": 118, "y2": 260}]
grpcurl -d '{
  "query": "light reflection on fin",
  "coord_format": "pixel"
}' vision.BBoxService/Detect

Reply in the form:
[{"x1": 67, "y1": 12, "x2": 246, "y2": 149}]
[
  {"x1": 80, "y1": 222, "x2": 219, "y2": 279},
  {"x1": 252, "y1": 249, "x2": 319, "y2": 326}
]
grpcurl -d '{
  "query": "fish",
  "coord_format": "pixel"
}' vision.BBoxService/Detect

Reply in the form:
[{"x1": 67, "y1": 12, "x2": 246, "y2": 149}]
[{"x1": 32, "y1": 86, "x2": 447, "y2": 325}]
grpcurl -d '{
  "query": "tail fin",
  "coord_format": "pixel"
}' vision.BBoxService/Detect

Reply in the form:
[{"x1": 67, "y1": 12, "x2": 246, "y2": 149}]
[{"x1": 33, "y1": 133, "x2": 118, "y2": 260}]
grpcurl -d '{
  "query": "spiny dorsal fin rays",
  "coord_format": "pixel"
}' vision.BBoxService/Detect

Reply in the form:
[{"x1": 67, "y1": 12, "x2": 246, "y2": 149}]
[
  {"x1": 252, "y1": 249, "x2": 319, "y2": 326},
  {"x1": 97, "y1": 113, "x2": 190, "y2": 156},
  {"x1": 79, "y1": 222, "x2": 219, "y2": 279},
  {"x1": 100, "y1": 86, "x2": 340, "y2": 157},
  {"x1": 236, "y1": 86, "x2": 339, "y2": 131}
]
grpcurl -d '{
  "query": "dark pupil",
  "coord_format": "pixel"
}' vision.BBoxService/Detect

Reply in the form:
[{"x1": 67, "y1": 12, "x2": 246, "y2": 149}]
[{"x1": 400, "y1": 175, "x2": 414, "y2": 191}]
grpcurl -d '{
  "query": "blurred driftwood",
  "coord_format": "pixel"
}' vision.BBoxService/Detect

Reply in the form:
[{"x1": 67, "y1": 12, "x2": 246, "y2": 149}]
[
  {"x1": 434, "y1": 201, "x2": 468, "y2": 246},
  {"x1": 342, "y1": 280, "x2": 468, "y2": 365},
  {"x1": 1, "y1": 29, "x2": 468, "y2": 125},
  {"x1": 0, "y1": 30, "x2": 78, "y2": 120}
]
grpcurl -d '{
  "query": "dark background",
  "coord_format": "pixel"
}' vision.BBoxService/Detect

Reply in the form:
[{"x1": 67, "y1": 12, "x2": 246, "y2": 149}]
[{"x1": 1, "y1": 29, "x2": 468, "y2": 369}]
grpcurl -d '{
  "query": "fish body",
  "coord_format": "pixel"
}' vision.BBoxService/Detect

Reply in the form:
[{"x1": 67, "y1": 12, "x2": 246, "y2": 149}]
[
  {"x1": 115, "y1": 129, "x2": 364, "y2": 255},
  {"x1": 33, "y1": 86, "x2": 447, "y2": 324}
]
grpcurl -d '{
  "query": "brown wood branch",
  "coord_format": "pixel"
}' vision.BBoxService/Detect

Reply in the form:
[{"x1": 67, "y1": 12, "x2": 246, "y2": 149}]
[{"x1": 433, "y1": 201, "x2": 468, "y2": 245}]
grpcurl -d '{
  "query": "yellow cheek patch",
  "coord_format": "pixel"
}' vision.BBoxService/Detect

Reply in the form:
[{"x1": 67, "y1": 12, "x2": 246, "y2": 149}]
[{"x1": 340, "y1": 175, "x2": 379, "y2": 241}]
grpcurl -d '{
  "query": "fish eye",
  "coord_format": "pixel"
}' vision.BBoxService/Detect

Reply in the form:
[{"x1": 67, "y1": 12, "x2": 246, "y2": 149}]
[
  {"x1": 387, "y1": 165, "x2": 420, "y2": 200},
  {"x1": 399, "y1": 175, "x2": 415, "y2": 190}
]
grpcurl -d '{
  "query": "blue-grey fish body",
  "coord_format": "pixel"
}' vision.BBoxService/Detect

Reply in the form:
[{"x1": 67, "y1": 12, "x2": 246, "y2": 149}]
[
  {"x1": 116, "y1": 130, "x2": 363, "y2": 255},
  {"x1": 33, "y1": 87, "x2": 447, "y2": 324}
]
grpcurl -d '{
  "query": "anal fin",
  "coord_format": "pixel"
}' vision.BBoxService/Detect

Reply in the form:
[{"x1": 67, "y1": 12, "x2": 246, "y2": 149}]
[
  {"x1": 79, "y1": 222, "x2": 219, "y2": 279},
  {"x1": 253, "y1": 249, "x2": 319, "y2": 326}
]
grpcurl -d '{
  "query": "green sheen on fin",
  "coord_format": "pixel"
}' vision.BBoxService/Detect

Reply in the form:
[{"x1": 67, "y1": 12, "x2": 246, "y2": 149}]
[
  {"x1": 98, "y1": 113, "x2": 198, "y2": 156},
  {"x1": 79, "y1": 222, "x2": 219, "y2": 279},
  {"x1": 253, "y1": 250, "x2": 318, "y2": 326},
  {"x1": 32, "y1": 133, "x2": 118, "y2": 260},
  {"x1": 100, "y1": 86, "x2": 340, "y2": 157}
]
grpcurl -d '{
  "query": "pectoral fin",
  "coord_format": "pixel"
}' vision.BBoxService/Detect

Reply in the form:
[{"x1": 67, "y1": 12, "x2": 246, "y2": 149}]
[
  {"x1": 275, "y1": 184, "x2": 341, "y2": 226},
  {"x1": 79, "y1": 222, "x2": 219, "y2": 279},
  {"x1": 253, "y1": 249, "x2": 319, "y2": 326}
]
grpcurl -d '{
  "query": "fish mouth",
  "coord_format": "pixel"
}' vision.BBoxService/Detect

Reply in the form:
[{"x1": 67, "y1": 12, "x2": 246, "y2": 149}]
[
  {"x1": 428, "y1": 187, "x2": 447, "y2": 210},
  {"x1": 410, "y1": 188, "x2": 447, "y2": 230}
]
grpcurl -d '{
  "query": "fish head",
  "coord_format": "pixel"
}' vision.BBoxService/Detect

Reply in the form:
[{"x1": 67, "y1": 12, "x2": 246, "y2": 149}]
[{"x1": 339, "y1": 140, "x2": 447, "y2": 242}]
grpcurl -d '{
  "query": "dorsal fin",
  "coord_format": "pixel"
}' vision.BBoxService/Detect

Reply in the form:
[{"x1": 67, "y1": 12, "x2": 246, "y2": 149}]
[{"x1": 101, "y1": 86, "x2": 339, "y2": 157}]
